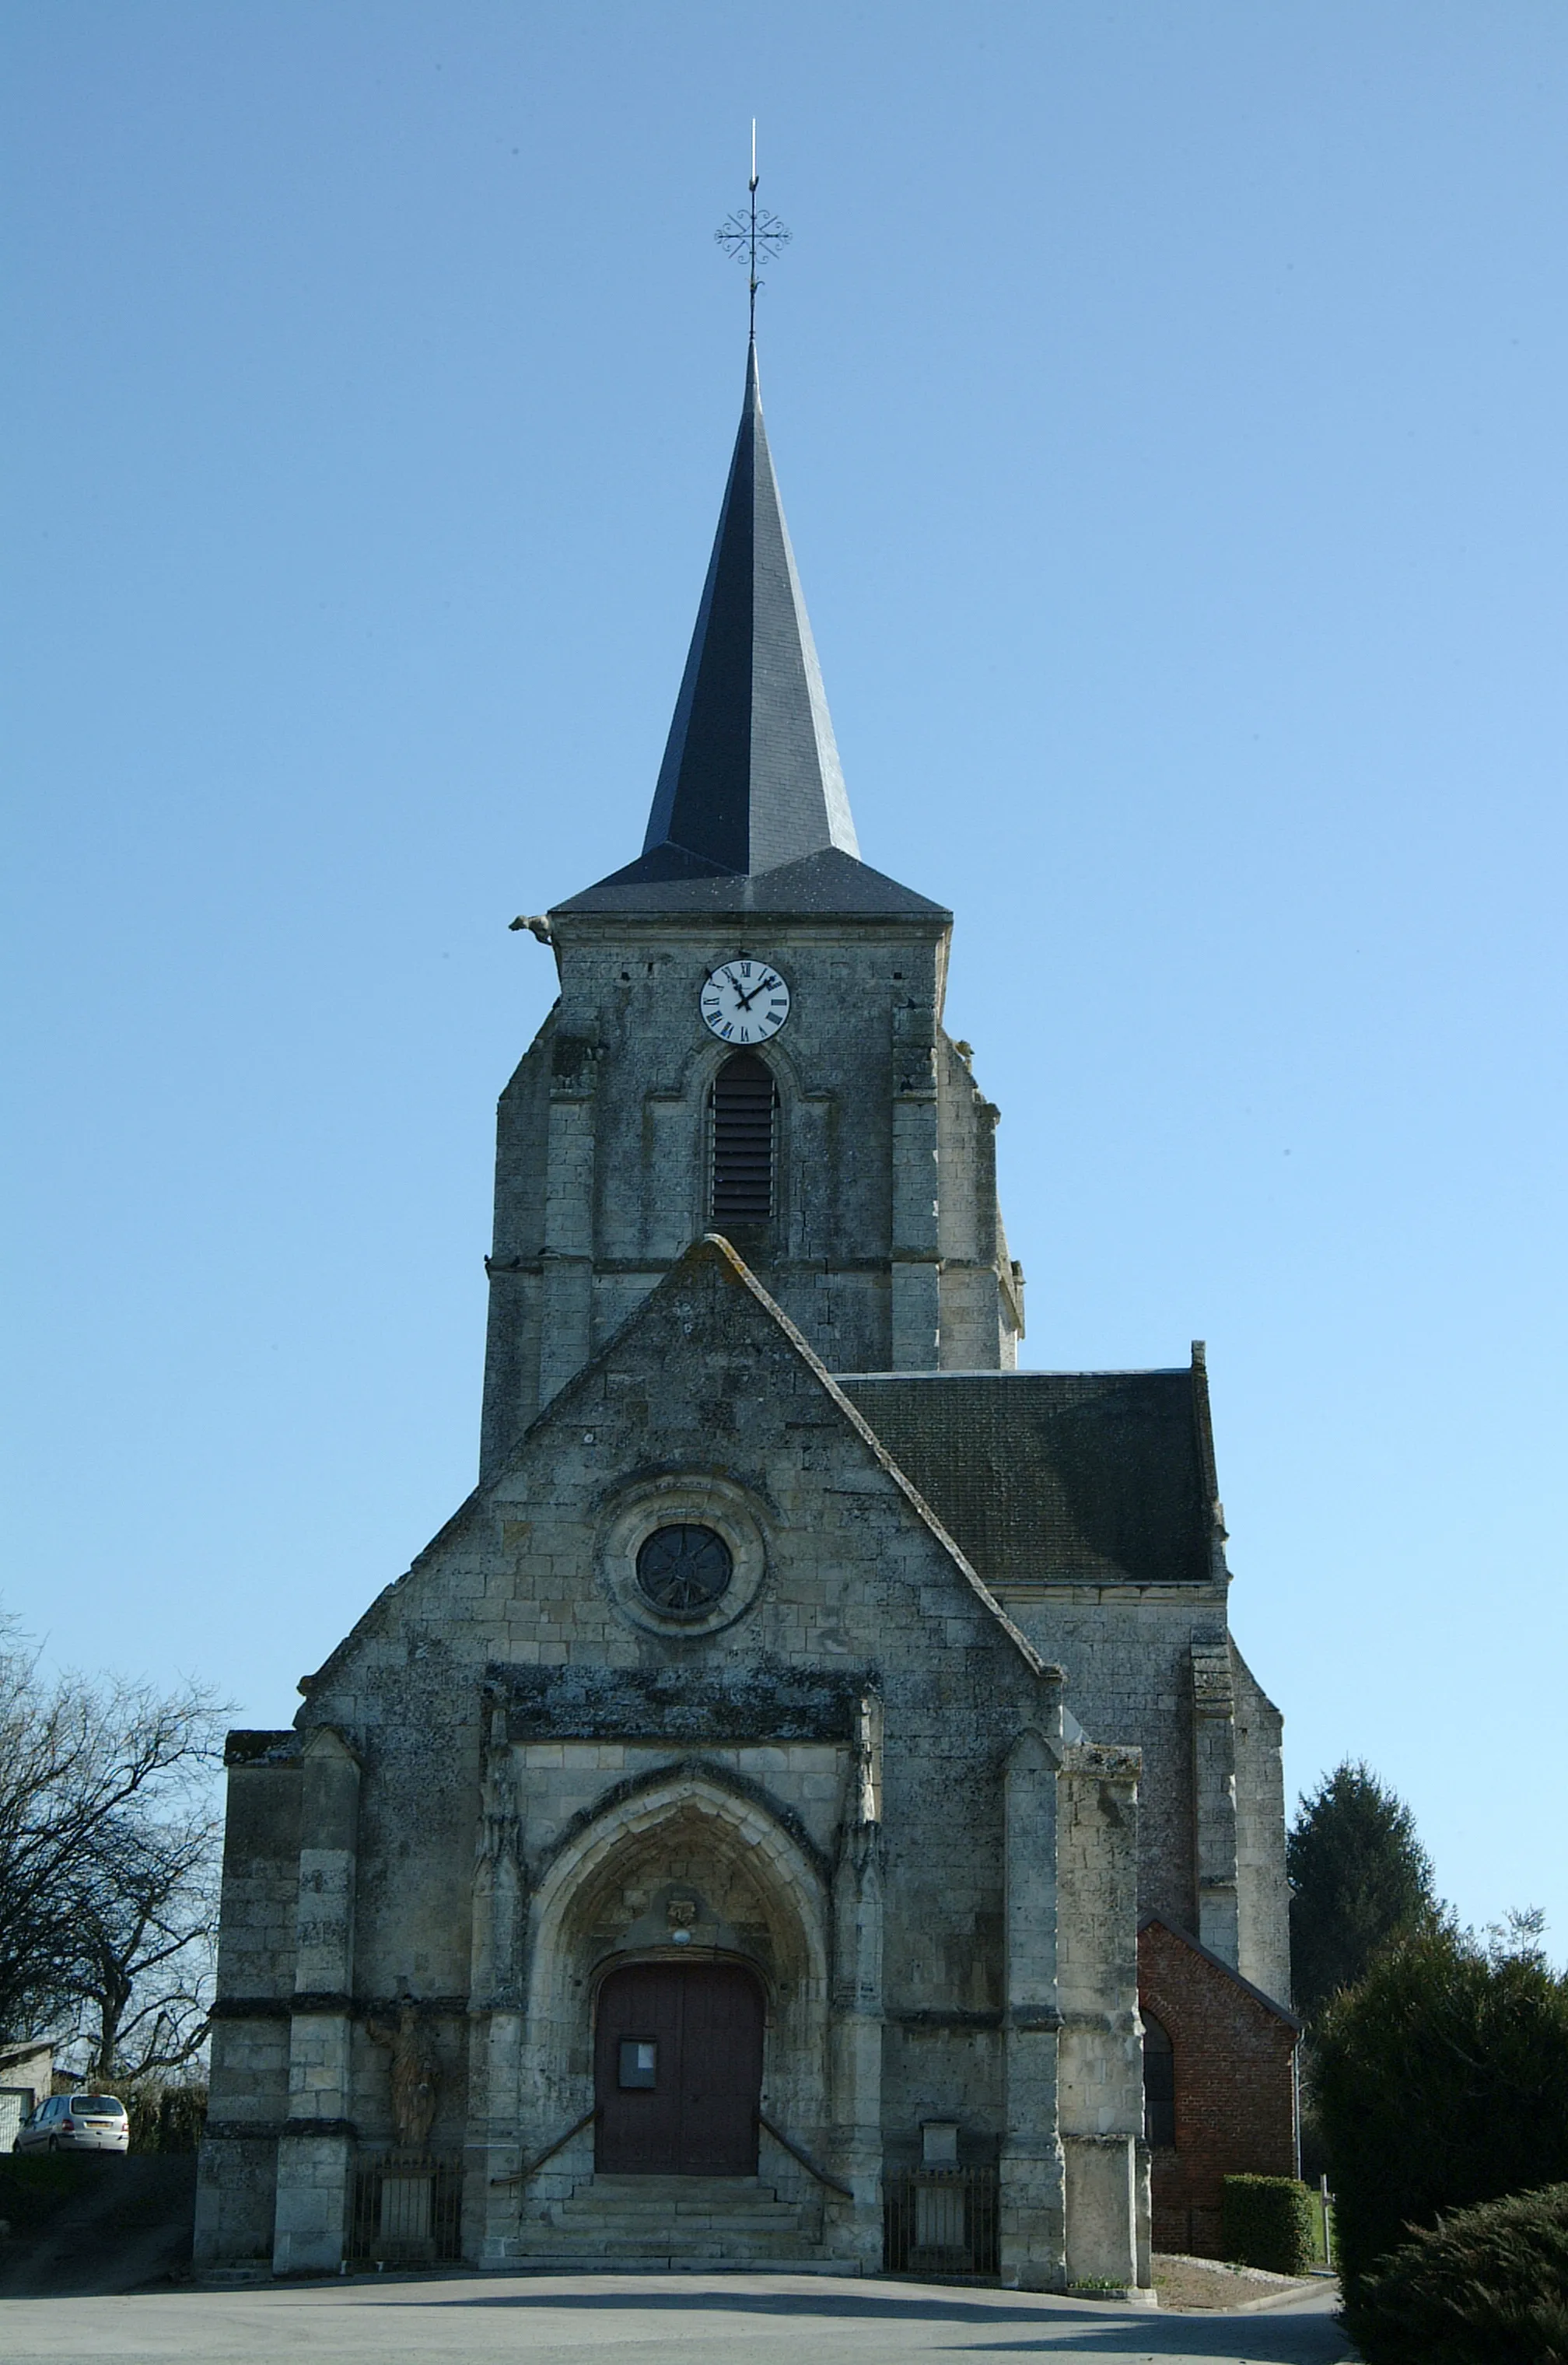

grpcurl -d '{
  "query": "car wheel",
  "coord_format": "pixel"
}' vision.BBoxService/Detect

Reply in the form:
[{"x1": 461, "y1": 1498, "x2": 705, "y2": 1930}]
[{"x1": 47, "y1": 2136, "x2": 60, "y2": 2153}]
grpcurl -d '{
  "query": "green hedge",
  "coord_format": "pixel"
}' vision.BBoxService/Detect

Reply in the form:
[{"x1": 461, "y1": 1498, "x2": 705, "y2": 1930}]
[
  {"x1": 125, "y1": 2083, "x2": 207, "y2": 2153},
  {"x1": 1222, "y1": 2175, "x2": 1317, "y2": 2276},
  {"x1": 1342, "y1": 2182, "x2": 1568, "y2": 2365}
]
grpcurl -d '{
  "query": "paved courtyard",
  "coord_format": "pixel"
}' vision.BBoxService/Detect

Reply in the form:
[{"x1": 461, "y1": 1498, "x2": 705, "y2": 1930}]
[{"x1": 0, "y1": 2269, "x2": 1354, "y2": 2365}]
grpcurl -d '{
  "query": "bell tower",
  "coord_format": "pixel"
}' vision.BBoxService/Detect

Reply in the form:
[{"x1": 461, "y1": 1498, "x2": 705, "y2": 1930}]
[{"x1": 479, "y1": 344, "x2": 1024, "y2": 1475}]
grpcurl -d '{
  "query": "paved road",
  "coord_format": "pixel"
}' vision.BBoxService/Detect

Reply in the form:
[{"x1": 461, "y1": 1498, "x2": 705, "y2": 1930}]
[{"x1": 0, "y1": 2269, "x2": 1355, "y2": 2364}]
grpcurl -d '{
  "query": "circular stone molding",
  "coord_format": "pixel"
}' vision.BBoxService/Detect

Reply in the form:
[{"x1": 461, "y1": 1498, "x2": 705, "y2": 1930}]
[{"x1": 598, "y1": 1476, "x2": 769, "y2": 1638}]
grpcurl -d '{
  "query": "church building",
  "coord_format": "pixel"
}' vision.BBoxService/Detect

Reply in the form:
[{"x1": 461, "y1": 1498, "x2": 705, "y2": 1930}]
[{"x1": 195, "y1": 338, "x2": 1297, "y2": 2290}]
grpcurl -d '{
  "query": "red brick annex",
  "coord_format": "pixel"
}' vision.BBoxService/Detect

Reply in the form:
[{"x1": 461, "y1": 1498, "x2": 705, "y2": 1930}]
[{"x1": 1139, "y1": 1915, "x2": 1300, "y2": 2256}]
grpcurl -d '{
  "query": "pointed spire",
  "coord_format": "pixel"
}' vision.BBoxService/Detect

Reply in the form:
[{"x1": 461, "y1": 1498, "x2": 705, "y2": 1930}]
[
  {"x1": 553, "y1": 342, "x2": 945, "y2": 922},
  {"x1": 641, "y1": 342, "x2": 860, "y2": 877}
]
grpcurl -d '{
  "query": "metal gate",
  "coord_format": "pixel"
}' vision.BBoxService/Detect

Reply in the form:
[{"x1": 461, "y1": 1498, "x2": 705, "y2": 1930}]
[
  {"x1": 348, "y1": 2152, "x2": 463, "y2": 2266},
  {"x1": 884, "y1": 2167, "x2": 1000, "y2": 2276}
]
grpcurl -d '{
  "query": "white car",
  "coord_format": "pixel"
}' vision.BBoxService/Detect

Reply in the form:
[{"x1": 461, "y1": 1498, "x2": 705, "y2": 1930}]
[{"x1": 13, "y1": 2094, "x2": 129, "y2": 2154}]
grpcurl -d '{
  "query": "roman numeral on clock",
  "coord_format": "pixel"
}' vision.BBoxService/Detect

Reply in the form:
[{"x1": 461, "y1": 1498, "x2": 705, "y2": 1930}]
[{"x1": 698, "y1": 958, "x2": 790, "y2": 1042}]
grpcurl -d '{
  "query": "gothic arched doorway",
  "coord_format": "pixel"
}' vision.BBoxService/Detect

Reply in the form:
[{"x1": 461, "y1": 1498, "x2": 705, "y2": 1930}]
[{"x1": 595, "y1": 1960, "x2": 764, "y2": 2174}]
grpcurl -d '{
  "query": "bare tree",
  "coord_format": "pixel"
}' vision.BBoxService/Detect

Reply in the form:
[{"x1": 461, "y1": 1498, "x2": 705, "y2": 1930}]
[
  {"x1": 0, "y1": 1614, "x2": 226, "y2": 2064},
  {"x1": 71, "y1": 1801, "x2": 222, "y2": 2080}
]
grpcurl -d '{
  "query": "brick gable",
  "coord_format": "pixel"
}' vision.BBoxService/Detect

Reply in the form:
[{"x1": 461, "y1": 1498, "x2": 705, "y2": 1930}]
[{"x1": 1138, "y1": 1915, "x2": 1299, "y2": 2258}]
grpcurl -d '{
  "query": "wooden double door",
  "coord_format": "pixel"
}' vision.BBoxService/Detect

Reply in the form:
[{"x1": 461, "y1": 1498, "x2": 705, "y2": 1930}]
[{"x1": 595, "y1": 1961, "x2": 764, "y2": 2175}]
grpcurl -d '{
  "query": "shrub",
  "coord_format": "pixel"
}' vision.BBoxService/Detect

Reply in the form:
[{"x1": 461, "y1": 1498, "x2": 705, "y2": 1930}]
[
  {"x1": 125, "y1": 2086, "x2": 159, "y2": 2151},
  {"x1": 154, "y1": 2082, "x2": 207, "y2": 2152},
  {"x1": 1342, "y1": 2182, "x2": 1568, "y2": 2365},
  {"x1": 1311, "y1": 1928, "x2": 1568, "y2": 2287},
  {"x1": 1222, "y1": 2175, "x2": 1317, "y2": 2276},
  {"x1": 125, "y1": 2079, "x2": 207, "y2": 2152}
]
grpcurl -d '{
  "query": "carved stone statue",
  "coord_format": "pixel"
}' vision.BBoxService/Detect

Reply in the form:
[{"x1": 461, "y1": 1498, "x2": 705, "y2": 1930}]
[{"x1": 367, "y1": 2001, "x2": 440, "y2": 2153}]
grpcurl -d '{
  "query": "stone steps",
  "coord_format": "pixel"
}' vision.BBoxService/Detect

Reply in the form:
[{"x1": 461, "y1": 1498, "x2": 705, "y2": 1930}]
[
  {"x1": 565, "y1": 2198, "x2": 799, "y2": 2213},
  {"x1": 555, "y1": 2217, "x2": 801, "y2": 2236},
  {"x1": 518, "y1": 2171, "x2": 828, "y2": 2269},
  {"x1": 509, "y1": 2254, "x2": 860, "y2": 2276},
  {"x1": 581, "y1": 2176, "x2": 772, "y2": 2200}
]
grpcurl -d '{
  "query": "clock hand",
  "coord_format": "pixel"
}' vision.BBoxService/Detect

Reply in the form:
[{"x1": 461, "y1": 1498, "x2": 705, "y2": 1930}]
[{"x1": 733, "y1": 974, "x2": 775, "y2": 1011}]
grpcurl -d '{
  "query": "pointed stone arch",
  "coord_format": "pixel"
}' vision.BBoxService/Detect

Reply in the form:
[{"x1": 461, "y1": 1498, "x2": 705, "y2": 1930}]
[{"x1": 514, "y1": 1764, "x2": 831, "y2": 2191}]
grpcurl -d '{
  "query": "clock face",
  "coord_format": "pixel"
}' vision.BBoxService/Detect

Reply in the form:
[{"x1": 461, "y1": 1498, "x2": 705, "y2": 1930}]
[{"x1": 699, "y1": 958, "x2": 791, "y2": 1045}]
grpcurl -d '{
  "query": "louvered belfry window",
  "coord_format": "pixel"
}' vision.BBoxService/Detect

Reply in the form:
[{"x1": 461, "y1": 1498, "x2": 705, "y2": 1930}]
[{"x1": 711, "y1": 1052, "x2": 777, "y2": 1223}]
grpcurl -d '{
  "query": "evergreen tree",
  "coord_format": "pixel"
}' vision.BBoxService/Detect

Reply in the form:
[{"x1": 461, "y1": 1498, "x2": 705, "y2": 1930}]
[
  {"x1": 1287, "y1": 1760, "x2": 1437, "y2": 2021},
  {"x1": 1312, "y1": 1922, "x2": 1568, "y2": 2292}
]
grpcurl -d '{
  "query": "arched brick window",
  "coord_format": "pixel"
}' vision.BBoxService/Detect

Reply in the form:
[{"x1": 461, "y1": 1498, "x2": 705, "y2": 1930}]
[
  {"x1": 711, "y1": 1053, "x2": 776, "y2": 1223},
  {"x1": 1143, "y1": 2012, "x2": 1176, "y2": 2148}
]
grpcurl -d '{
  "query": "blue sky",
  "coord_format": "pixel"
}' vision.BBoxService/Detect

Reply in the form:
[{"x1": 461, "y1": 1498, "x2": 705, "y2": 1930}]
[{"x1": 4, "y1": 2, "x2": 1565, "y2": 1955}]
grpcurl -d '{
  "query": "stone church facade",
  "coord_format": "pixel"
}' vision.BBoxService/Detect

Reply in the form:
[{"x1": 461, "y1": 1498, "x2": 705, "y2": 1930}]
[{"x1": 195, "y1": 340, "x2": 1295, "y2": 2290}]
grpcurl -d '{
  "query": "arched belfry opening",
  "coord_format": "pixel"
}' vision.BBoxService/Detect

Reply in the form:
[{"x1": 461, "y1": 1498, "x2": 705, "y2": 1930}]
[{"x1": 711, "y1": 1052, "x2": 777, "y2": 1224}]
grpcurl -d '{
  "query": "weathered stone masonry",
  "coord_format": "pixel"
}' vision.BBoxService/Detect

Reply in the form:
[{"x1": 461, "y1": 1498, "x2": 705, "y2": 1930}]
[{"x1": 196, "y1": 336, "x2": 1293, "y2": 2287}]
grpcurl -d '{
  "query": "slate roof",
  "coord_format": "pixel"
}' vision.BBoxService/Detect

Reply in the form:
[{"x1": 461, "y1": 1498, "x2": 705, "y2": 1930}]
[
  {"x1": 837, "y1": 1368, "x2": 1221, "y2": 1590},
  {"x1": 555, "y1": 343, "x2": 943, "y2": 924},
  {"x1": 555, "y1": 843, "x2": 948, "y2": 922},
  {"x1": 647, "y1": 336, "x2": 854, "y2": 874}
]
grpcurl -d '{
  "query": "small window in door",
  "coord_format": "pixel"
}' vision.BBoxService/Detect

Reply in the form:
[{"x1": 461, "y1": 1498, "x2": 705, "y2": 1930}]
[{"x1": 618, "y1": 2038, "x2": 658, "y2": 2090}]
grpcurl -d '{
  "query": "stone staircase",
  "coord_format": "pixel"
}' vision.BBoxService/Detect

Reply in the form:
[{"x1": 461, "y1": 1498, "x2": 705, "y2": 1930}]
[{"x1": 514, "y1": 2172, "x2": 851, "y2": 2272}]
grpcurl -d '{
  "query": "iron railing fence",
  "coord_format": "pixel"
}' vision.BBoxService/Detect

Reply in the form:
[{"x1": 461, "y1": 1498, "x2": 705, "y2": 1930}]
[
  {"x1": 884, "y1": 2166, "x2": 999, "y2": 2277},
  {"x1": 348, "y1": 2151, "x2": 464, "y2": 2267}
]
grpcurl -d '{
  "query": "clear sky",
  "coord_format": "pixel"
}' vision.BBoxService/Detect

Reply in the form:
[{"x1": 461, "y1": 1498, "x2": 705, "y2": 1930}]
[{"x1": 4, "y1": 2, "x2": 1565, "y2": 1957}]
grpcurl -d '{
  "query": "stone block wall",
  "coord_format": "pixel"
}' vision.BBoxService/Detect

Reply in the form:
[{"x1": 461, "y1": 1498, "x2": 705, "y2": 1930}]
[
  {"x1": 200, "y1": 1239, "x2": 1179, "y2": 2286},
  {"x1": 1010, "y1": 1597, "x2": 1204, "y2": 1938},
  {"x1": 1056, "y1": 1743, "x2": 1147, "y2": 2290},
  {"x1": 478, "y1": 912, "x2": 1022, "y2": 1469},
  {"x1": 1006, "y1": 1604, "x2": 1291, "y2": 2018},
  {"x1": 195, "y1": 1737, "x2": 302, "y2": 2269},
  {"x1": 1231, "y1": 1647, "x2": 1291, "y2": 2006}
]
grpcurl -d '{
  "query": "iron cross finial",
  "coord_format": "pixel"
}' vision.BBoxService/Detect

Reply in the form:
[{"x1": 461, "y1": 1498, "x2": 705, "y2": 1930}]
[{"x1": 714, "y1": 121, "x2": 791, "y2": 337}]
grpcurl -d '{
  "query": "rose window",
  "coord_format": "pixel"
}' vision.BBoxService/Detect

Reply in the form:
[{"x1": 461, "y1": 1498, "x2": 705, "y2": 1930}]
[{"x1": 635, "y1": 1524, "x2": 734, "y2": 1615}]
